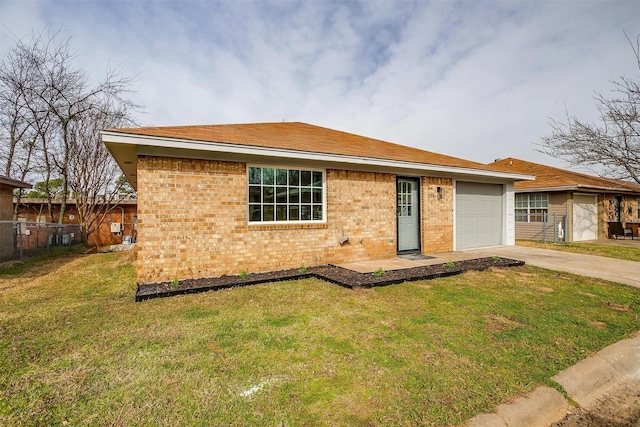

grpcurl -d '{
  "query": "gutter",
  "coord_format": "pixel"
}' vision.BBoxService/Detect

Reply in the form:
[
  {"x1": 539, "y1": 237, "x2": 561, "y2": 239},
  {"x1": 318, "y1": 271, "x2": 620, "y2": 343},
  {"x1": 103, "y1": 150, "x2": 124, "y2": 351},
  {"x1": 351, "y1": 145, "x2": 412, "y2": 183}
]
[{"x1": 514, "y1": 184, "x2": 640, "y2": 194}]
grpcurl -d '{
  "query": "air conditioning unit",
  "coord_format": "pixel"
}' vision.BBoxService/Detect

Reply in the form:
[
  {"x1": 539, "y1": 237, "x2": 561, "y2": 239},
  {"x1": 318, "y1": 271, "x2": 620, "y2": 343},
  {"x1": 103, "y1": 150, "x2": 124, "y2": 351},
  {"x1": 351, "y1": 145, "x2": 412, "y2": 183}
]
[{"x1": 110, "y1": 222, "x2": 121, "y2": 233}]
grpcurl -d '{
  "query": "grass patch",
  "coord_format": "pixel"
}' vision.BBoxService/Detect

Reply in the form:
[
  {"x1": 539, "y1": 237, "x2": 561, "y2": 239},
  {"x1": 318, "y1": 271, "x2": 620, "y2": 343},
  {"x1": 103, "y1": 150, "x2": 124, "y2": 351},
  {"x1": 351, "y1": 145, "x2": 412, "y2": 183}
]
[
  {"x1": 517, "y1": 240, "x2": 640, "y2": 262},
  {"x1": 1, "y1": 252, "x2": 639, "y2": 425}
]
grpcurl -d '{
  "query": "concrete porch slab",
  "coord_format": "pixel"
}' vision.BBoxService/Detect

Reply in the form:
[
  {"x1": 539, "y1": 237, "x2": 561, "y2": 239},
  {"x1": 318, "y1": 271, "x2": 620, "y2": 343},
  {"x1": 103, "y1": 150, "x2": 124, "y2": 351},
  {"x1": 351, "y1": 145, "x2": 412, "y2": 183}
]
[{"x1": 337, "y1": 251, "x2": 498, "y2": 273}]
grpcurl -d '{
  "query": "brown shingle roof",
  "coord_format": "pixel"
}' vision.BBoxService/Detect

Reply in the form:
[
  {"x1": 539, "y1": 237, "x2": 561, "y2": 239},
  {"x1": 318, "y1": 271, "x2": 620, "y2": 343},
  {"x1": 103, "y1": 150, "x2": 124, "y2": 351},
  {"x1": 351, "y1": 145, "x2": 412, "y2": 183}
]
[
  {"x1": 108, "y1": 122, "x2": 495, "y2": 171},
  {"x1": 491, "y1": 158, "x2": 640, "y2": 193}
]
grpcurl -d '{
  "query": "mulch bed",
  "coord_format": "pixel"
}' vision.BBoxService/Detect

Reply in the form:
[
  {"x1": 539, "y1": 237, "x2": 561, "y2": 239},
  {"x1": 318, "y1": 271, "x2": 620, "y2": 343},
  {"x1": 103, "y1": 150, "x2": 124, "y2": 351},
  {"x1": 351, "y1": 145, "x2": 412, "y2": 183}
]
[{"x1": 135, "y1": 257, "x2": 525, "y2": 302}]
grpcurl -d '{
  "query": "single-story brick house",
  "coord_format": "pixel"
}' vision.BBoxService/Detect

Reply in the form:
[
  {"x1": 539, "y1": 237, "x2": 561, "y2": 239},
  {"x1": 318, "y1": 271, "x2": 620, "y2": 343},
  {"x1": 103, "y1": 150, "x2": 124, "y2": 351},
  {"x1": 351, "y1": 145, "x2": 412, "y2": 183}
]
[
  {"x1": 491, "y1": 158, "x2": 640, "y2": 242},
  {"x1": 0, "y1": 175, "x2": 31, "y2": 258},
  {"x1": 102, "y1": 122, "x2": 532, "y2": 284}
]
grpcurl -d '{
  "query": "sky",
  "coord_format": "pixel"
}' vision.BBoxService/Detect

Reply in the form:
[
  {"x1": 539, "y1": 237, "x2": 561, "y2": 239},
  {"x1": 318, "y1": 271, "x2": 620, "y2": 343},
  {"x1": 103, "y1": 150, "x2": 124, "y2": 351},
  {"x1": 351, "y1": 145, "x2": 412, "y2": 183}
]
[{"x1": 1, "y1": 0, "x2": 639, "y2": 170}]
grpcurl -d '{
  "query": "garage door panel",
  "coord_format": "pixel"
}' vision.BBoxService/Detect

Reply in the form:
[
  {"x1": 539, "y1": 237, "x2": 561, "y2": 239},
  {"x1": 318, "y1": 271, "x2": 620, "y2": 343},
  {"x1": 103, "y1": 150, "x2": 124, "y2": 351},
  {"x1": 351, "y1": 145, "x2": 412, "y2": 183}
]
[
  {"x1": 573, "y1": 195, "x2": 597, "y2": 241},
  {"x1": 456, "y1": 182, "x2": 503, "y2": 250}
]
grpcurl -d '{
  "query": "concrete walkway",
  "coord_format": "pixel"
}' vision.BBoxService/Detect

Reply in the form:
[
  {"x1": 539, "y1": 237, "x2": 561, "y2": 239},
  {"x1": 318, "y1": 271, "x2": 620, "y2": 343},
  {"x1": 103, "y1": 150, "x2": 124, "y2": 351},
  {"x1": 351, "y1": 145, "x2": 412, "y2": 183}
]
[{"x1": 340, "y1": 245, "x2": 640, "y2": 289}]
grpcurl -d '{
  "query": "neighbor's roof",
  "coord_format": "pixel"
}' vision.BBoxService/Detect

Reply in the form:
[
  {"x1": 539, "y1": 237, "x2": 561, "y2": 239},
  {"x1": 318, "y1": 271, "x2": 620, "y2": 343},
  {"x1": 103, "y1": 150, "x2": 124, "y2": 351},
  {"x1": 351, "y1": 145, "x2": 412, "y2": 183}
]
[
  {"x1": 491, "y1": 158, "x2": 640, "y2": 194},
  {"x1": 0, "y1": 175, "x2": 31, "y2": 189},
  {"x1": 102, "y1": 122, "x2": 533, "y2": 189}
]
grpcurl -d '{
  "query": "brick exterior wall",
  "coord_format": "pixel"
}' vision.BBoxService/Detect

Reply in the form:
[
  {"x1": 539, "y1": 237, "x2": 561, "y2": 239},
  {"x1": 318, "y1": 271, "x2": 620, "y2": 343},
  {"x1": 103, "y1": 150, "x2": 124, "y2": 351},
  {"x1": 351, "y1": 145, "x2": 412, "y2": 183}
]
[
  {"x1": 136, "y1": 157, "x2": 406, "y2": 283},
  {"x1": 0, "y1": 186, "x2": 14, "y2": 258},
  {"x1": 421, "y1": 177, "x2": 453, "y2": 253},
  {"x1": 136, "y1": 156, "x2": 459, "y2": 284}
]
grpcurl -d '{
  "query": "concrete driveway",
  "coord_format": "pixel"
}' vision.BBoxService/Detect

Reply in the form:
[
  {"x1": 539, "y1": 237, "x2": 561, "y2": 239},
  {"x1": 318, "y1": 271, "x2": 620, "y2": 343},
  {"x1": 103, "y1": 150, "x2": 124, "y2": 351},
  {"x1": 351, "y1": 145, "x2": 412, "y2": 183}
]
[
  {"x1": 340, "y1": 244, "x2": 639, "y2": 289},
  {"x1": 463, "y1": 246, "x2": 640, "y2": 289}
]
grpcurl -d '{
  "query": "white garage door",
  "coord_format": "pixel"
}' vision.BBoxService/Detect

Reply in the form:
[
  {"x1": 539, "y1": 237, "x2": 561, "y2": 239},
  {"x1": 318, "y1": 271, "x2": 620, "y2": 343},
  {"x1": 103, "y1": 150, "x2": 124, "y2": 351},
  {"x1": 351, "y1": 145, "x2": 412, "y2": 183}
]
[
  {"x1": 456, "y1": 182, "x2": 503, "y2": 250},
  {"x1": 573, "y1": 194, "x2": 597, "y2": 241}
]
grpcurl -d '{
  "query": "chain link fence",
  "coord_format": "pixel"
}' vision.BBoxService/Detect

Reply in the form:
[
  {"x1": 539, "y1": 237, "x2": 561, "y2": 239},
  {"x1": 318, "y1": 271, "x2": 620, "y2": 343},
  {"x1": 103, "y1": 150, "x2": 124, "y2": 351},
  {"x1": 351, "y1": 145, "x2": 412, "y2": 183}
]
[
  {"x1": 0, "y1": 220, "x2": 82, "y2": 262},
  {"x1": 542, "y1": 213, "x2": 567, "y2": 243}
]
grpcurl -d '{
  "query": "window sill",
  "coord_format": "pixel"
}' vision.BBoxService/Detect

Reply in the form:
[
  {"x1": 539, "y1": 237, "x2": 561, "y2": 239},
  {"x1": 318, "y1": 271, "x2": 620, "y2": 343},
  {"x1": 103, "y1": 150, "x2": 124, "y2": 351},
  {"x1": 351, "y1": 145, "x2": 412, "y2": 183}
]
[{"x1": 248, "y1": 222, "x2": 328, "y2": 231}]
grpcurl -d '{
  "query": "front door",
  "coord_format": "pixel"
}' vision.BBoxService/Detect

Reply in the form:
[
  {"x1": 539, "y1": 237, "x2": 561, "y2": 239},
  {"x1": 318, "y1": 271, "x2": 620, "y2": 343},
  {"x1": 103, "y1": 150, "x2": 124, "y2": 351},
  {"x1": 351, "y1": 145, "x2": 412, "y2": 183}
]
[{"x1": 397, "y1": 178, "x2": 420, "y2": 252}]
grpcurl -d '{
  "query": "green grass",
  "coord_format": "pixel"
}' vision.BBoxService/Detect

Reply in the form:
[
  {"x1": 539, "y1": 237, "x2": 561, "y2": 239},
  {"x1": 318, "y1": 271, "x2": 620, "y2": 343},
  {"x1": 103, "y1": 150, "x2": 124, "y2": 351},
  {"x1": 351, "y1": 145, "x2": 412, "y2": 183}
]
[
  {"x1": 1, "y1": 252, "x2": 639, "y2": 426},
  {"x1": 518, "y1": 240, "x2": 640, "y2": 262}
]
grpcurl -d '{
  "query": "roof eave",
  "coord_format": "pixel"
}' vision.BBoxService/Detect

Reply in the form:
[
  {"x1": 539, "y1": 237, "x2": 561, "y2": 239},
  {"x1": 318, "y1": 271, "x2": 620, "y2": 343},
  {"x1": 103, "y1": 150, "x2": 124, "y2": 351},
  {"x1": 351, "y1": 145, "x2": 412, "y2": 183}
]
[
  {"x1": 101, "y1": 131, "x2": 534, "y2": 184},
  {"x1": 514, "y1": 184, "x2": 640, "y2": 194},
  {"x1": 0, "y1": 176, "x2": 31, "y2": 189}
]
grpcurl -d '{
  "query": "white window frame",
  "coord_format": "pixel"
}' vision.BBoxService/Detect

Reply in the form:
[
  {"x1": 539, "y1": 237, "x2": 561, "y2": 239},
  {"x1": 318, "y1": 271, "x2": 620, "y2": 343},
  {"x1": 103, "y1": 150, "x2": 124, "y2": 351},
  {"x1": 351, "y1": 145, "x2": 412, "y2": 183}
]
[
  {"x1": 515, "y1": 193, "x2": 548, "y2": 223},
  {"x1": 247, "y1": 165, "x2": 326, "y2": 224}
]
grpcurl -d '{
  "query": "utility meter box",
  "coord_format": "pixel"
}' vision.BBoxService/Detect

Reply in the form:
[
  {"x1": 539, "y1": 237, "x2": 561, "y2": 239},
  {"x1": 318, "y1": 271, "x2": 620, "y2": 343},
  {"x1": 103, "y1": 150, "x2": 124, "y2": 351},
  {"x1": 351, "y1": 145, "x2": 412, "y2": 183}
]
[{"x1": 110, "y1": 222, "x2": 121, "y2": 233}]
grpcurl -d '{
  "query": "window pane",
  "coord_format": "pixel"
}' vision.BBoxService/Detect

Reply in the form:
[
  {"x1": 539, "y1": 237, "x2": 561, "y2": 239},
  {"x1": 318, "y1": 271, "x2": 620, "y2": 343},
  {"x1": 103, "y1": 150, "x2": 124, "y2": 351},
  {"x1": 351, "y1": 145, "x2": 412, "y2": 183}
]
[
  {"x1": 301, "y1": 205, "x2": 311, "y2": 220},
  {"x1": 289, "y1": 188, "x2": 299, "y2": 203},
  {"x1": 263, "y1": 186, "x2": 274, "y2": 203},
  {"x1": 531, "y1": 209, "x2": 545, "y2": 222},
  {"x1": 248, "y1": 167, "x2": 261, "y2": 184},
  {"x1": 289, "y1": 205, "x2": 299, "y2": 221},
  {"x1": 276, "y1": 169, "x2": 287, "y2": 185},
  {"x1": 313, "y1": 205, "x2": 323, "y2": 220},
  {"x1": 249, "y1": 186, "x2": 261, "y2": 203},
  {"x1": 301, "y1": 188, "x2": 311, "y2": 203},
  {"x1": 312, "y1": 188, "x2": 322, "y2": 203},
  {"x1": 276, "y1": 205, "x2": 287, "y2": 221},
  {"x1": 515, "y1": 209, "x2": 527, "y2": 222},
  {"x1": 262, "y1": 168, "x2": 274, "y2": 185},
  {"x1": 312, "y1": 171, "x2": 322, "y2": 187},
  {"x1": 289, "y1": 170, "x2": 299, "y2": 186},
  {"x1": 249, "y1": 205, "x2": 261, "y2": 222},
  {"x1": 276, "y1": 186, "x2": 287, "y2": 203},
  {"x1": 263, "y1": 205, "x2": 274, "y2": 222},
  {"x1": 301, "y1": 170, "x2": 311, "y2": 186}
]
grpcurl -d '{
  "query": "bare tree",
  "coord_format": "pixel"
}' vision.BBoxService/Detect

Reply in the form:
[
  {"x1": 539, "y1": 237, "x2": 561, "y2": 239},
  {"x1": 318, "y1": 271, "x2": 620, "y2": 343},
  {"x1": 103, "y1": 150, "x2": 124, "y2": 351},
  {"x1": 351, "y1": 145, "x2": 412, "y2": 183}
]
[
  {"x1": 67, "y1": 100, "x2": 135, "y2": 243},
  {"x1": 0, "y1": 28, "x2": 138, "y2": 233},
  {"x1": 538, "y1": 34, "x2": 640, "y2": 184}
]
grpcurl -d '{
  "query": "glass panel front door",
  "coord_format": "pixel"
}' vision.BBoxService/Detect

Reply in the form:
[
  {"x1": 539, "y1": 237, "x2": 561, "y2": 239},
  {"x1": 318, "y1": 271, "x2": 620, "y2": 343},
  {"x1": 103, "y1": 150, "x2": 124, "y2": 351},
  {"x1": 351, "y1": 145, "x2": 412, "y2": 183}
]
[{"x1": 397, "y1": 178, "x2": 420, "y2": 251}]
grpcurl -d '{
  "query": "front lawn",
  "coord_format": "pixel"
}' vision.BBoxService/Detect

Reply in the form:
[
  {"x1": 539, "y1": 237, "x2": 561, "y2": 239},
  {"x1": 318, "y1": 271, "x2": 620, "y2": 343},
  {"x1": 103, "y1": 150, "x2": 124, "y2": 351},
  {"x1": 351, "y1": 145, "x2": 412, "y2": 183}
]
[
  {"x1": 517, "y1": 239, "x2": 640, "y2": 262},
  {"x1": 1, "y1": 252, "x2": 639, "y2": 426}
]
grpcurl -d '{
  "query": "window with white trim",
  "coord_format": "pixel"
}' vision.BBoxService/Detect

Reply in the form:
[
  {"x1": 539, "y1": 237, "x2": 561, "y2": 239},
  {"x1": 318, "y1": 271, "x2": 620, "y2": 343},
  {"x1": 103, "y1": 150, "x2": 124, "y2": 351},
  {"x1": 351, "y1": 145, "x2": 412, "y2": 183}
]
[
  {"x1": 248, "y1": 166, "x2": 325, "y2": 223},
  {"x1": 515, "y1": 193, "x2": 548, "y2": 222}
]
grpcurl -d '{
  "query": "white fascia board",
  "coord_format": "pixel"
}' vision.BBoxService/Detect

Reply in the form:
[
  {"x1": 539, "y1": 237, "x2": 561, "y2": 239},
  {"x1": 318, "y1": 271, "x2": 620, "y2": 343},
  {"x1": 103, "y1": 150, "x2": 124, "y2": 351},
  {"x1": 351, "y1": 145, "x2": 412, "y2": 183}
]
[
  {"x1": 101, "y1": 131, "x2": 534, "y2": 181},
  {"x1": 514, "y1": 185, "x2": 640, "y2": 194}
]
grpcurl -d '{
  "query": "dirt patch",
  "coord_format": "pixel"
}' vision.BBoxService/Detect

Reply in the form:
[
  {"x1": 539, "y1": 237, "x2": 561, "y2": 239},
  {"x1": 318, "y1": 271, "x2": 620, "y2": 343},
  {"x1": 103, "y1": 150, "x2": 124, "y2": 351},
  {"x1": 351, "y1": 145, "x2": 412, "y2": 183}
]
[
  {"x1": 135, "y1": 257, "x2": 525, "y2": 302},
  {"x1": 589, "y1": 321, "x2": 608, "y2": 330},
  {"x1": 578, "y1": 291, "x2": 598, "y2": 298},
  {"x1": 486, "y1": 313, "x2": 525, "y2": 333},
  {"x1": 552, "y1": 379, "x2": 640, "y2": 426},
  {"x1": 605, "y1": 302, "x2": 634, "y2": 313},
  {"x1": 532, "y1": 286, "x2": 555, "y2": 293}
]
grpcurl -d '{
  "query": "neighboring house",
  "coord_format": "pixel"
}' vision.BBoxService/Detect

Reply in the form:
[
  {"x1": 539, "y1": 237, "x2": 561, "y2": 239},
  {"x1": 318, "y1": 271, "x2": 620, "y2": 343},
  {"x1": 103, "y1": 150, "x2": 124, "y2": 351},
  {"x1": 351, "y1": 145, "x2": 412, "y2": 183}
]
[
  {"x1": 14, "y1": 199, "x2": 138, "y2": 248},
  {"x1": 0, "y1": 175, "x2": 31, "y2": 258},
  {"x1": 491, "y1": 158, "x2": 640, "y2": 242},
  {"x1": 102, "y1": 122, "x2": 532, "y2": 284}
]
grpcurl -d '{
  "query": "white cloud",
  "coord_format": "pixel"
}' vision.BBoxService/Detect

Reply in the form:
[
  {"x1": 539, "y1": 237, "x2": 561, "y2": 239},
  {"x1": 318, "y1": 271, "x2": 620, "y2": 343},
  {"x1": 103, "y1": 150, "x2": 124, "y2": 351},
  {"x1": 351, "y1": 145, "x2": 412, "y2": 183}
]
[{"x1": 1, "y1": 0, "x2": 639, "y2": 171}]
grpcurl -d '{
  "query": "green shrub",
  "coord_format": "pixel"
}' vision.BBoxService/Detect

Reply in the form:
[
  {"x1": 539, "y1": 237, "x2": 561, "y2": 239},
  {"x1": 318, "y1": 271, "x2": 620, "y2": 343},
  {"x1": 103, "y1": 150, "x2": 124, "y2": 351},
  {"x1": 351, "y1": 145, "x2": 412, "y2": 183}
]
[{"x1": 373, "y1": 267, "x2": 386, "y2": 277}]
